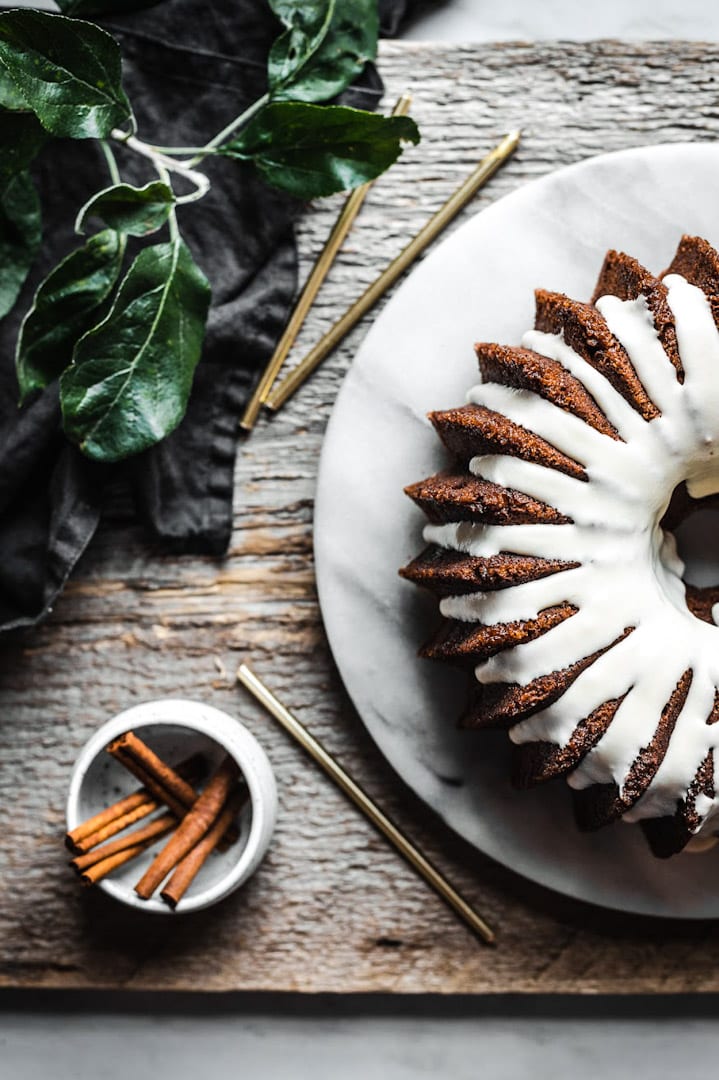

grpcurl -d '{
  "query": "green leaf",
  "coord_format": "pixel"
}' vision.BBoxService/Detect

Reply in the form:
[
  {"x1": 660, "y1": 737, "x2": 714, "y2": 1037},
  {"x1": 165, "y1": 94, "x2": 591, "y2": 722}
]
[
  {"x1": 219, "y1": 102, "x2": 420, "y2": 199},
  {"x1": 0, "y1": 66, "x2": 28, "y2": 110},
  {"x1": 16, "y1": 228, "x2": 123, "y2": 402},
  {"x1": 268, "y1": 0, "x2": 378, "y2": 103},
  {"x1": 56, "y1": 0, "x2": 164, "y2": 14},
  {"x1": 0, "y1": 11, "x2": 131, "y2": 139},
  {"x1": 0, "y1": 170, "x2": 42, "y2": 322},
  {"x1": 268, "y1": 1, "x2": 333, "y2": 99},
  {"x1": 0, "y1": 114, "x2": 46, "y2": 321},
  {"x1": 60, "y1": 237, "x2": 211, "y2": 463},
  {"x1": 76, "y1": 181, "x2": 175, "y2": 237},
  {"x1": 0, "y1": 111, "x2": 46, "y2": 193}
]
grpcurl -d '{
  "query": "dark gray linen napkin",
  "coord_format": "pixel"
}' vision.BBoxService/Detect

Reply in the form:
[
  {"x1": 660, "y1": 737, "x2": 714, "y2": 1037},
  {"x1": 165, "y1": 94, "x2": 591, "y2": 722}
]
[{"x1": 0, "y1": 0, "x2": 411, "y2": 631}]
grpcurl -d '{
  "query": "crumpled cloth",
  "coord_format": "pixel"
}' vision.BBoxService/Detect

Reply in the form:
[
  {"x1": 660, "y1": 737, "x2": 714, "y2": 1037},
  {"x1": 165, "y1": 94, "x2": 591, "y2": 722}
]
[{"x1": 0, "y1": 0, "x2": 415, "y2": 631}]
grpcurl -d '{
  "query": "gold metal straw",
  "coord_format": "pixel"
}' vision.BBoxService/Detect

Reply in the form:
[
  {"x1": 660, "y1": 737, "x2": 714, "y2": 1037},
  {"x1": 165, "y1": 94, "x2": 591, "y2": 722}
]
[
  {"x1": 239, "y1": 91, "x2": 414, "y2": 432},
  {"x1": 265, "y1": 129, "x2": 521, "y2": 413},
  {"x1": 236, "y1": 663, "x2": 495, "y2": 945}
]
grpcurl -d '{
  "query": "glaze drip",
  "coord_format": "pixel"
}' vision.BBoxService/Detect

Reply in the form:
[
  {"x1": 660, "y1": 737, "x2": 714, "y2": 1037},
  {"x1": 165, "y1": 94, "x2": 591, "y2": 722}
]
[{"x1": 411, "y1": 241, "x2": 719, "y2": 848}]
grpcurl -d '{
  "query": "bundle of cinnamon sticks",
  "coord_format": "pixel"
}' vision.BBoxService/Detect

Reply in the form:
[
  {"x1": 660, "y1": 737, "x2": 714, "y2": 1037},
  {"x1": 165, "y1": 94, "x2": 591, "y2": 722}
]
[{"x1": 66, "y1": 731, "x2": 247, "y2": 908}]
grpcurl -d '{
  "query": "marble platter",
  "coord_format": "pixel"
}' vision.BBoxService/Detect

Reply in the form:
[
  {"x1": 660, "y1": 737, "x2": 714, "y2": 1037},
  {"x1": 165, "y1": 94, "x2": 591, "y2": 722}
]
[{"x1": 315, "y1": 143, "x2": 719, "y2": 919}]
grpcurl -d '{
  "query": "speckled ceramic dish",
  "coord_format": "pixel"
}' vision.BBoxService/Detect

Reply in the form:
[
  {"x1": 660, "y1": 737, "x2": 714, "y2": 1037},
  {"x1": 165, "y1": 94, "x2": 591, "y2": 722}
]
[{"x1": 66, "y1": 699, "x2": 277, "y2": 914}]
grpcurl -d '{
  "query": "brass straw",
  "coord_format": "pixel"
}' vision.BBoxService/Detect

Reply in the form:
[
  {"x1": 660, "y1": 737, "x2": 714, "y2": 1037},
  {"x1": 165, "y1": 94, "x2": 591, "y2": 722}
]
[
  {"x1": 236, "y1": 663, "x2": 495, "y2": 945},
  {"x1": 266, "y1": 129, "x2": 521, "y2": 413},
  {"x1": 239, "y1": 91, "x2": 414, "y2": 432}
]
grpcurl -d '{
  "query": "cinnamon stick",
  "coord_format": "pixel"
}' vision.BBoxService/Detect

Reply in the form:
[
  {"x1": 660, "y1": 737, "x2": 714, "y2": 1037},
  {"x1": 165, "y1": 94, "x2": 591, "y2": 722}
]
[
  {"x1": 72, "y1": 800, "x2": 159, "y2": 855},
  {"x1": 107, "y1": 732, "x2": 199, "y2": 817},
  {"x1": 67, "y1": 791, "x2": 157, "y2": 853},
  {"x1": 160, "y1": 788, "x2": 246, "y2": 909},
  {"x1": 135, "y1": 756, "x2": 240, "y2": 900},
  {"x1": 66, "y1": 752, "x2": 204, "y2": 854},
  {"x1": 109, "y1": 736, "x2": 238, "y2": 850},
  {"x1": 70, "y1": 812, "x2": 176, "y2": 874},
  {"x1": 78, "y1": 838, "x2": 159, "y2": 887}
]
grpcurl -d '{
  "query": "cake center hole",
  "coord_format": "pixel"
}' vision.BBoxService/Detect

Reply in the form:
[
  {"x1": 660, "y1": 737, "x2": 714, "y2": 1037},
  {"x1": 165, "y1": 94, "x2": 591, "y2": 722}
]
[{"x1": 673, "y1": 509, "x2": 719, "y2": 587}]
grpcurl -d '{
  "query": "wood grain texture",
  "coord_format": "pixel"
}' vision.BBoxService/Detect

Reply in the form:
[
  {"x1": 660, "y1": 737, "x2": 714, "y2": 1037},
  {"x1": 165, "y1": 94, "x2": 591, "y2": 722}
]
[{"x1": 3, "y1": 40, "x2": 719, "y2": 993}]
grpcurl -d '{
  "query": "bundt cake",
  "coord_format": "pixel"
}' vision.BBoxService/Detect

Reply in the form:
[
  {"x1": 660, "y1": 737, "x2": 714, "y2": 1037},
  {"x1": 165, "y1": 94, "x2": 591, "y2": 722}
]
[{"x1": 401, "y1": 234, "x2": 719, "y2": 859}]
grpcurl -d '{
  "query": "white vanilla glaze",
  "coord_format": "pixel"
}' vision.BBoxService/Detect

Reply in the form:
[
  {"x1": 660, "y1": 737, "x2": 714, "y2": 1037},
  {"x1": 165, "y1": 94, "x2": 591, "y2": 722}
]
[{"x1": 423, "y1": 273, "x2": 719, "y2": 836}]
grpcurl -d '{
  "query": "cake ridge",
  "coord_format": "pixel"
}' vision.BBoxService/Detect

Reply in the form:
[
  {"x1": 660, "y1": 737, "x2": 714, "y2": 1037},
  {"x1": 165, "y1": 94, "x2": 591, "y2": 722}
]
[
  {"x1": 430, "y1": 403, "x2": 589, "y2": 481},
  {"x1": 534, "y1": 289, "x2": 660, "y2": 420},
  {"x1": 591, "y1": 248, "x2": 684, "y2": 381},
  {"x1": 475, "y1": 342, "x2": 621, "y2": 440},
  {"x1": 399, "y1": 545, "x2": 579, "y2": 597},
  {"x1": 512, "y1": 694, "x2": 628, "y2": 788}
]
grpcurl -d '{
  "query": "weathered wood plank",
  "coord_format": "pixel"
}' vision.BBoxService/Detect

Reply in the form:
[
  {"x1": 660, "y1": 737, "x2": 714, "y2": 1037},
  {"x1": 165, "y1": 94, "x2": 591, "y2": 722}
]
[{"x1": 3, "y1": 40, "x2": 719, "y2": 993}]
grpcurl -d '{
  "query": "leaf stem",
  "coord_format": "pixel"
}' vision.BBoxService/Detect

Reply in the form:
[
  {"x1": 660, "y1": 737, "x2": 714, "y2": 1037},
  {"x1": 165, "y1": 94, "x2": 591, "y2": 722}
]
[
  {"x1": 185, "y1": 92, "x2": 270, "y2": 166},
  {"x1": 146, "y1": 147, "x2": 219, "y2": 157},
  {"x1": 108, "y1": 91, "x2": 271, "y2": 198},
  {"x1": 100, "y1": 140, "x2": 121, "y2": 186},
  {"x1": 95, "y1": 143, "x2": 127, "y2": 259},
  {"x1": 154, "y1": 163, "x2": 180, "y2": 241},
  {"x1": 167, "y1": 206, "x2": 179, "y2": 243},
  {"x1": 110, "y1": 129, "x2": 211, "y2": 203}
]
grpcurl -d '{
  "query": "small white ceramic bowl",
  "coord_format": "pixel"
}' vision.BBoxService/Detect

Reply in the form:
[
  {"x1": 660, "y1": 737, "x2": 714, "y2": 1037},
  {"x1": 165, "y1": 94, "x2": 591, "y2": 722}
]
[{"x1": 66, "y1": 699, "x2": 277, "y2": 914}]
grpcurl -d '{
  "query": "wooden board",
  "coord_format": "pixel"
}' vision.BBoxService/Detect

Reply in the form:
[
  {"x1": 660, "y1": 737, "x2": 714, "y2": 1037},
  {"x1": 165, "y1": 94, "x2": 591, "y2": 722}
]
[{"x1": 3, "y1": 40, "x2": 719, "y2": 994}]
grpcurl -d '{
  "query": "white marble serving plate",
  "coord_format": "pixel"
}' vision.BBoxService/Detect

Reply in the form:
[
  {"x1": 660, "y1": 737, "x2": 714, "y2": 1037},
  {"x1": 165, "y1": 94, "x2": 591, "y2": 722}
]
[{"x1": 315, "y1": 142, "x2": 719, "y2": 919}]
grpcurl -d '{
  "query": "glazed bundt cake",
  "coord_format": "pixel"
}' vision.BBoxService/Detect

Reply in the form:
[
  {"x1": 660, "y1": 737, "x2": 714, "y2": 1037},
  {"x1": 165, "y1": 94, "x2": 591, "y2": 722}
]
[{"x1": 401, "y1": 234, "x2": 719, "y2": 859}]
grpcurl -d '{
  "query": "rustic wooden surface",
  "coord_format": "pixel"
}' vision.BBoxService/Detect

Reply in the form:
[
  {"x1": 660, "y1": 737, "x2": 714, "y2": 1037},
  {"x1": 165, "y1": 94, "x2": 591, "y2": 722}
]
[{"x1": 4, "y1": 40, "x2": 719, "y2": 993}]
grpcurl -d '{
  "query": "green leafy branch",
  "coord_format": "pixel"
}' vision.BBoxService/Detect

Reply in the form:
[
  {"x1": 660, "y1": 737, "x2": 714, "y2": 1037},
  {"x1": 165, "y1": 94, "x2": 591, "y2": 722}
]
[{"x1": 0, "y1": 0, "x2": 419, "y2": 462}]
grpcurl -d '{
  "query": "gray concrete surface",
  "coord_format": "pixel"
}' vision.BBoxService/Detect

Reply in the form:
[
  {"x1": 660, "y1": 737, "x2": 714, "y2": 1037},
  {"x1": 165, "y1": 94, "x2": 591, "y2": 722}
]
[
  {"x1": 3, "y1": 993, "x2": 719, "y2": 1080},
  {"x1": 406, "y1": 0, "x2": 719, "y2": 40}
]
